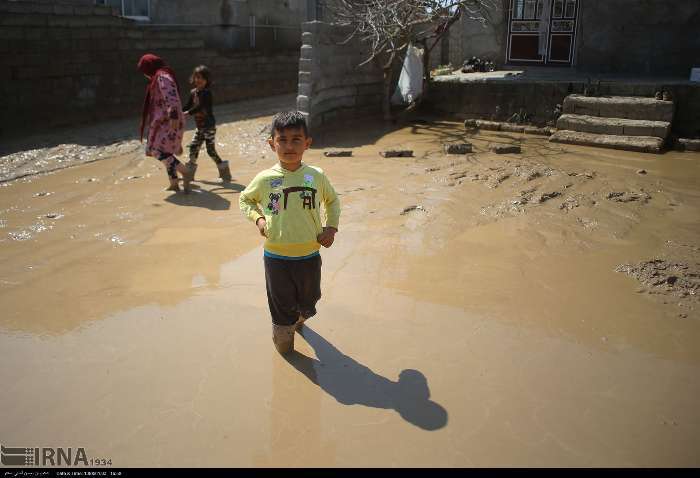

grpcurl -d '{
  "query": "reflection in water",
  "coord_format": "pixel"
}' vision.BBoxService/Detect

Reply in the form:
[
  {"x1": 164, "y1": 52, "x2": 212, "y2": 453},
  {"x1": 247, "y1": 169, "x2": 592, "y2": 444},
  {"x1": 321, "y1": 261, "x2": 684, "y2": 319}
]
[
  {"x1": 286, "y1": 326, "x2": 448, "y2": 431},
  {"x1": 255, "y1": 345, "x2": 328, "y2": 466}
]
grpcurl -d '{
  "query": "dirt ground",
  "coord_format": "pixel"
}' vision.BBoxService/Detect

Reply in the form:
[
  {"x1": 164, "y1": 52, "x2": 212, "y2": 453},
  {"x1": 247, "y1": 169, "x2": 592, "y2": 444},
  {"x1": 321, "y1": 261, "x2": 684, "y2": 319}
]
[{"x1": 1, "y1": 94, "x2": 699, "y2": 467}]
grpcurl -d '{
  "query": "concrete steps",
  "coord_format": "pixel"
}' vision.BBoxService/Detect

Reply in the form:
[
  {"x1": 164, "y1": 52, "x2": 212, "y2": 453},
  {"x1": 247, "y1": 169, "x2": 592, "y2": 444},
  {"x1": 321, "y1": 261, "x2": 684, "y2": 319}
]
[
  {"x1": 556, "y1": 114, "x2": 671, "y2": 138},
  {"x1": 562, "y1": 94, "x2": 674, "y2": 122},
  {"x1": 551, "y1": 94, "x2": 675, "y2": 153},
  {"x1": 550, "y1": 130, "x2": 664, "y2": 154}
]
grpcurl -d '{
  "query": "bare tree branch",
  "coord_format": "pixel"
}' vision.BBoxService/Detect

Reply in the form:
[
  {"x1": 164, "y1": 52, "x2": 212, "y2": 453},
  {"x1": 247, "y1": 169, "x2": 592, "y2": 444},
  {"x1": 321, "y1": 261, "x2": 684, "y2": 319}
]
[
  {"x1": 323, "y1": 1, "x2": 496, "y2": 62},
  {"x1": 320, "y1": 0, "x2": 498, "y2": 119}
]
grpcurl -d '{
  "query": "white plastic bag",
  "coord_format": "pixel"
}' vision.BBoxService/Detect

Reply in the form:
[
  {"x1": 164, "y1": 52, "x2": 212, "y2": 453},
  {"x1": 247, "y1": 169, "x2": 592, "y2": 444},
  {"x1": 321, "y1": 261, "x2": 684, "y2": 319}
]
[{"x1": 391, "y1": 44, "x2": 424, "y2": 105}]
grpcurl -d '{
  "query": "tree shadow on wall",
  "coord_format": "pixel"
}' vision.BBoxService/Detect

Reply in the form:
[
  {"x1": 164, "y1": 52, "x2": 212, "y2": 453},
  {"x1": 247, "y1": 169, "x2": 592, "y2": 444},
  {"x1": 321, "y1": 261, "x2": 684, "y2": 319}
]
[{"x1": 285, "y1": 326, "x2": 448, "y2": 431}]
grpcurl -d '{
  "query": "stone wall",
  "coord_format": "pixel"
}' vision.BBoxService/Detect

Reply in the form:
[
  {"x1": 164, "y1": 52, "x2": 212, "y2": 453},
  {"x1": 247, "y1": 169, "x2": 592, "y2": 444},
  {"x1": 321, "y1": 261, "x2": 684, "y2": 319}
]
[
  {"x1": 0, "y1": 0, "x2": 300, "y2": 136},
  {"x1": 296, "y1": 21, "x2": 384, "y2": 132},
  {"x1": 576, "y1": 0, "x2": 700, "y2": 76}
]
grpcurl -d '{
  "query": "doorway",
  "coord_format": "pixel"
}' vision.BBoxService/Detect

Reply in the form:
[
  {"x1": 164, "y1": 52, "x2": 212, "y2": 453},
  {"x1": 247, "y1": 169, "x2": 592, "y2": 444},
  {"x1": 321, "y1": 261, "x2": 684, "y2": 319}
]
[{"x1": 506, "y1": 0, "x2": 579, "y2": 65}]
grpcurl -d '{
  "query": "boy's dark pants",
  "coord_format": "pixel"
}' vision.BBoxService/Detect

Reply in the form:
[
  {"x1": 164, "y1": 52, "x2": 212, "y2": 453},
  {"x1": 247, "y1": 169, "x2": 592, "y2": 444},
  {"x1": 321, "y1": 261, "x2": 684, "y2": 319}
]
[{"x1": 264, "y1": 254, "x2": 322, "y2": 326}]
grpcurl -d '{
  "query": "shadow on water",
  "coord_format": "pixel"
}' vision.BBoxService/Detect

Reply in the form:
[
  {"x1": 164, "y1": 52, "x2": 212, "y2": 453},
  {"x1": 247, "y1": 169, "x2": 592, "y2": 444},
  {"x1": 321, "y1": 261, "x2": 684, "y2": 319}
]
[
  {"x1": 309, "y1": 112, "x2": 473, "y2": 151},
  {"x1": 198, "y1": 180, "x2": 246, "y2": 194},
  {"x1": 285, "y1": 326, "x2": 448, "y2": 431},
  {"x1": 164, "y1": 184, "x2": 231, "y2": 210}
]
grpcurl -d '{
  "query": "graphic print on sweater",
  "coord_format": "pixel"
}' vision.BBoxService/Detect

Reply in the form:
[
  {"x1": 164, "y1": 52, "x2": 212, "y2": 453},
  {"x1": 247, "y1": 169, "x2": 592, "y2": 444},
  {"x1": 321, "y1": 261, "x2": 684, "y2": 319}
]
[{"x1": 282, "y1": 186, "x2": 317, "y2": 210}]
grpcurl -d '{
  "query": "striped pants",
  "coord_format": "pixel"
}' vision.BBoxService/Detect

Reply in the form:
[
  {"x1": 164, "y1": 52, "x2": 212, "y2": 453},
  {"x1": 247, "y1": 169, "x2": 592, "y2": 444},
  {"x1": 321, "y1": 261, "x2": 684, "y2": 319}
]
[{"x1": 188, "y1": 127, "x2": 222, "y2": 164}]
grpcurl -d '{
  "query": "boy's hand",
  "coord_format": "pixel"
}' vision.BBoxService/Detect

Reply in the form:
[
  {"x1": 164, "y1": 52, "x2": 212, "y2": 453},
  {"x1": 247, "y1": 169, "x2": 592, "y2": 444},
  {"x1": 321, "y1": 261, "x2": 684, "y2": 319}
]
[
  {"x1": 256, "y1": 217, "x2": 267, "y2": 237},
  {"x1": 317, "y1": 227, "x2": 337, "y2": 248}
]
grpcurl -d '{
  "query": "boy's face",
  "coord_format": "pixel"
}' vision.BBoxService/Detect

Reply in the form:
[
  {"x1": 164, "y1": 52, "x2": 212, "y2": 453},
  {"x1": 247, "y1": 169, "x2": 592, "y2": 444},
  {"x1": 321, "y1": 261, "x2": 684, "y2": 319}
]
[{"x1": 268, "y1": 127, "x2": 312, "y2": 169}]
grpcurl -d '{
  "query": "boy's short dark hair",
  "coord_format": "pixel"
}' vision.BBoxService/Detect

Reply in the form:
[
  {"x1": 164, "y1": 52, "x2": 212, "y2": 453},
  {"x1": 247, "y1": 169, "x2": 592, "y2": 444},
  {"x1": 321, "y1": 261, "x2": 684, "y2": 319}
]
[
  {"x1": 190, "y1": 64, "x2": 211, "y2": 86},
  {"x1": 271, "y1": 111, "x2": 308, "y2": 138}
]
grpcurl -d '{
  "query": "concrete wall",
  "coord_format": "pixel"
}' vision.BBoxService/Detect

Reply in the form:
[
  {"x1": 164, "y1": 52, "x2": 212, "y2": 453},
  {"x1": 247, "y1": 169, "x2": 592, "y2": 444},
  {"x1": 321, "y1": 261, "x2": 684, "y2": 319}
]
[
  {"x1": 450, "y1": 0, "x2": 700, "y2": 76},
  {"x1": 426, "y1": 78, "x2": 700, "y2": 137},
  {"x1": 296, "y1": 21, "x2": 384, "y2": 131},
  {"x1": 149, "y1": 0, "x2": 310, "y2": 26},
  {"x1": 448, "y1": 0, "x2": 509, "y2": 67},
  {"x1": 575, "y1": 0, "x2": 700, "y2": 76},
  {"x1": 0, "y1": 0, "x2": 300, "y2": 136},
  {"x1": 99, "y1": 0, "x2": 309, "y2": 50},
  {"x1": 427, "y1": 80, "x2": 570, "y2": 127}
]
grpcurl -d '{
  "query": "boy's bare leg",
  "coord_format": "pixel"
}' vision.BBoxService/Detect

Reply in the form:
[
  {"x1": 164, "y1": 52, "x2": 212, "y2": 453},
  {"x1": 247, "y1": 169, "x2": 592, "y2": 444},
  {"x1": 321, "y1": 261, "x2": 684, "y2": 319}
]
[{"x1": 294, "y1": 314, "x2": 306, "y2": 331}]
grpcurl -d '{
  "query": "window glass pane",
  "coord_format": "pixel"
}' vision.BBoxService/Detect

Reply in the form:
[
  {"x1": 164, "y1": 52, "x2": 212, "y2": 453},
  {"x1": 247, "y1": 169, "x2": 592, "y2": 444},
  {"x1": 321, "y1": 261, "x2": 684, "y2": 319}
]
[
  {"x1": 536, "y1": 0, "x2": 543, "y2": 18},
  {"x1": 512, "y1": 0, "x2": 525, "y2": 20},
  {"x1": 97, "y1": 0, "x2": 122, "y2": 9},
  {"x1": 565, "y1": 0, "x2": 576, "y2": 18},
  {"x1": 524, "y1": 0, "x2": 536, "y2": 19},
  {"x1": 124, "y1": 0, "x2": 149, "y2": 17},
  {"x1": 553, "y1": 0, "x2": 564, "y2": 18}
]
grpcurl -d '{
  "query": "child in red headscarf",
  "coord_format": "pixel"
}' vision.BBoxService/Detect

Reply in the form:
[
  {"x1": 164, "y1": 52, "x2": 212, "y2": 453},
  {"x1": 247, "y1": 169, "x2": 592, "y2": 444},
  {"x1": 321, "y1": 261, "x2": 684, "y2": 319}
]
[{"x1": 137, "y1": 53, "x2": 194, "y2": 192}]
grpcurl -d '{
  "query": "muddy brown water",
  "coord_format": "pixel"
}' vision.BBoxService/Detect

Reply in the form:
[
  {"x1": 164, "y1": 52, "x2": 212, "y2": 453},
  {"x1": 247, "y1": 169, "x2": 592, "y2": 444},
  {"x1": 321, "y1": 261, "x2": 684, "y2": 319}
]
[{"x1": 1, "y1": 97, "x2": 699, "y2": 466}]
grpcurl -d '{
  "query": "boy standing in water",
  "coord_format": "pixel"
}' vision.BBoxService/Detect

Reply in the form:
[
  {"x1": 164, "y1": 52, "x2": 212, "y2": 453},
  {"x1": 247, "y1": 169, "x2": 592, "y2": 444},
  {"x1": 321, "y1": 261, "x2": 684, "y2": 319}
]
[{"x1": 239, "y1": 111, "x2": 340, "y2": 354}]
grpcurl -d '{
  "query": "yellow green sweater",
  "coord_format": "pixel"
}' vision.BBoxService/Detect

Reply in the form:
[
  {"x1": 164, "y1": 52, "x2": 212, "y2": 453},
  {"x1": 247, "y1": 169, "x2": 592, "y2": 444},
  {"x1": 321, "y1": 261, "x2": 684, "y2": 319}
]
[{"x1": 239, "y1": 163, "x2": 341, "y2": 257}]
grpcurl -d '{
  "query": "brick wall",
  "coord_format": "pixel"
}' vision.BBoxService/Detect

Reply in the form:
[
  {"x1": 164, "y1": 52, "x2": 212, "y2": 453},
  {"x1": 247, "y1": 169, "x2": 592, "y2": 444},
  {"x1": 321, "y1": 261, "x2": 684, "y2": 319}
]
[
  {"x1": 296, "y1": 21, "x2": 384, "y2": 132},
  {"x1": 0, "y1": 0, "x2": 300, "y2": 136}
]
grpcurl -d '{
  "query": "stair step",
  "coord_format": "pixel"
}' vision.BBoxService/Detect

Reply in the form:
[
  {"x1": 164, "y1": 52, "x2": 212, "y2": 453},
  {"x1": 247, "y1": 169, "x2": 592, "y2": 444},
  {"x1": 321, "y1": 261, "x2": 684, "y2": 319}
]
[
  {"x1": 556, "y1": 114, "x2": 670, "y2": 139},
  {"x1": 563, "y1": 95, "x2": 674, "y2": 122},
  {"x1": 549, "y1": 130, "x2": 664, "y2": 154}
]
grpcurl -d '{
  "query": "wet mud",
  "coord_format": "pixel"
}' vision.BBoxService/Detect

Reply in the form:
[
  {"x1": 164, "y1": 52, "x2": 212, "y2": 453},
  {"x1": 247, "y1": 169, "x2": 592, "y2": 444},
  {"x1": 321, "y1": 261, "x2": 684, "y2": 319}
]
[{"x1": 1, "y1": 98, "x2": 699, "y2": 466}]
